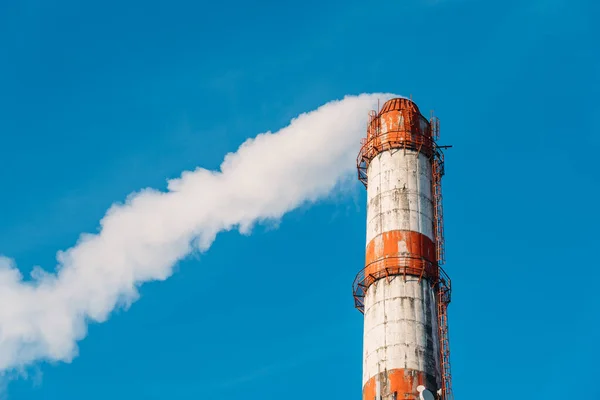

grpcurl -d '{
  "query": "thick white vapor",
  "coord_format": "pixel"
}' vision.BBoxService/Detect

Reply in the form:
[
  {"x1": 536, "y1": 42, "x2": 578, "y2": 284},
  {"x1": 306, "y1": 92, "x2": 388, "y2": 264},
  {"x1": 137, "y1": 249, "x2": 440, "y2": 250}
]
[{"x1": 0, "y1": 93, "x2": 394, "y2": 372}]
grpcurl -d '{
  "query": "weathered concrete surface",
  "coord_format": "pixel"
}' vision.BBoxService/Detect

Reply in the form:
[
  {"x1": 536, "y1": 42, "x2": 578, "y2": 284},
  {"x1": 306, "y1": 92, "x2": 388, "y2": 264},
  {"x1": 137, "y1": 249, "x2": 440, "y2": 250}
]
[
  {"x1": 366, "y1": 150, "x2": 434, "y2": 245},
  {"x1": 362, "y1": 148, "x2": 440, "y2": 399},
  {"x1": 362, "y1": 276, "x2": 439, "y2": 387}
]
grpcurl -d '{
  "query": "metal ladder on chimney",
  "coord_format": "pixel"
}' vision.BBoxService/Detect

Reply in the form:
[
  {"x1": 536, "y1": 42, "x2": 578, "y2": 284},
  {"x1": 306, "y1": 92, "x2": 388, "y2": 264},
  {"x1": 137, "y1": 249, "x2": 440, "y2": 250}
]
[
  {"x1": 431, "y1": 123, "x2": 452, "y2": 399},
  {"x1": 436, "y1": 277, "x2": 452, "y2": 400}
]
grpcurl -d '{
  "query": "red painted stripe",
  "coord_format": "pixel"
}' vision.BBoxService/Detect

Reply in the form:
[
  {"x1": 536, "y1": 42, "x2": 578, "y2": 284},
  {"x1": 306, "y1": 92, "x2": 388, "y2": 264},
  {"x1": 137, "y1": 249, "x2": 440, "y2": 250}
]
[
  {"x1": 366, "y1": 100, "x2": 434, "y2": 157},
  {"x1": 364, "y1": 230, "x2": 437, "y2": 279},
  {"x1": 363, "y1": 369, "x2": 436, "y2": 400}
]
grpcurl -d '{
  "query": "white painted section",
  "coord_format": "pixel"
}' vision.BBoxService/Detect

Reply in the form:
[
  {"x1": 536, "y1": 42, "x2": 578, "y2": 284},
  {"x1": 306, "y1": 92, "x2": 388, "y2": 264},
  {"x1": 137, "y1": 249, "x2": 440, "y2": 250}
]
[
  {"x1": 362, "y1": 276, "x2": 439, "y2": 386},
  {"x1": 366, "y1": 150, "x2": 434, "y2": 244}
]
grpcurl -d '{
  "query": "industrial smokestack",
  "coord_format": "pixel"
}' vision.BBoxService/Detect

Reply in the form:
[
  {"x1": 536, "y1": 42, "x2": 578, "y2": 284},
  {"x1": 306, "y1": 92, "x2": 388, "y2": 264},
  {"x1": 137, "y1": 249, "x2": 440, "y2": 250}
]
[
  {"x1": 0, "y1": 93, "x2": 394, "y2": 374},
  {"x1": 353, "y1": 98, "x2": 453, "y2": 400}
]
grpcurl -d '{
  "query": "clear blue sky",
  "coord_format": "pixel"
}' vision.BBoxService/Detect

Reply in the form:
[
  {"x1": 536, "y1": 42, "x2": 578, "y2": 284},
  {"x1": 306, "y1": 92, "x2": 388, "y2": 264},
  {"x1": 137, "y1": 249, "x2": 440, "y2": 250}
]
[{"x1": 1, "y1": 0, "x2": 598, "y2": 398}]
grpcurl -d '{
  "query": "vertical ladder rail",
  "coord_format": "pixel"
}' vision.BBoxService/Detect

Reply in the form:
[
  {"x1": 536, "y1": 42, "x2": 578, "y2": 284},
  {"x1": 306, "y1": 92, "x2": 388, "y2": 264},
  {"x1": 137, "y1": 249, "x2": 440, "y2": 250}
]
[
  {"x1": 437, "y1": 278, "x2": 453, "y2": 400},
  {"x1": 431, "y1": 115, "x2": 452, "y2": 399}
]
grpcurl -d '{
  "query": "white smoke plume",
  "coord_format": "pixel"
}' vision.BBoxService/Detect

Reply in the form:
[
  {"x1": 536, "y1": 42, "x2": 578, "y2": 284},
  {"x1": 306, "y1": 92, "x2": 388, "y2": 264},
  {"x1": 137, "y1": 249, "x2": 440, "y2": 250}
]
[{"x1": 0, "y1": 92, "x2": 395, "y2": 373}]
